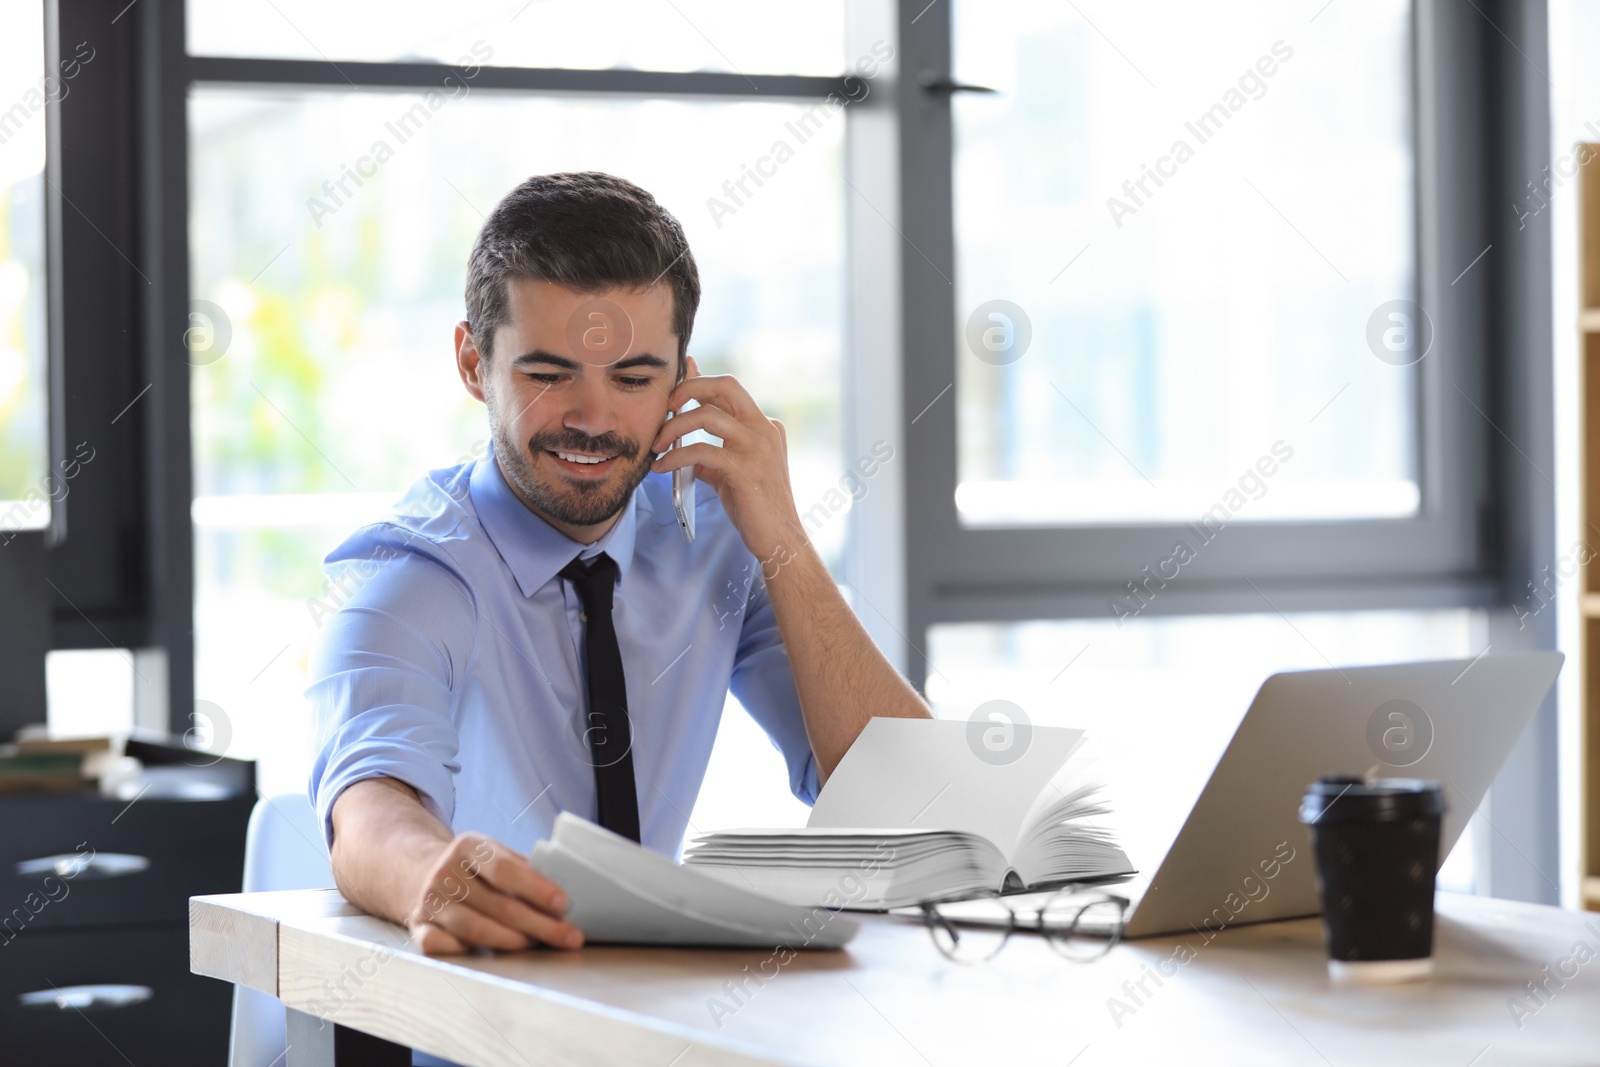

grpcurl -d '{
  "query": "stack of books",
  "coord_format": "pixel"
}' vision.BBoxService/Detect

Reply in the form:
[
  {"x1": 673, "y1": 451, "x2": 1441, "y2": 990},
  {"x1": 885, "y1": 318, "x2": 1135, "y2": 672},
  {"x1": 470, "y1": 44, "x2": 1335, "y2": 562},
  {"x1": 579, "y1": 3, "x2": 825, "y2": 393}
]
[
  {"x1": 0, "y1": 732, "x2": 112, "y2": 795},
  {"x1": 684, "y1": 718, "x2": 1134, "y2": 909}
]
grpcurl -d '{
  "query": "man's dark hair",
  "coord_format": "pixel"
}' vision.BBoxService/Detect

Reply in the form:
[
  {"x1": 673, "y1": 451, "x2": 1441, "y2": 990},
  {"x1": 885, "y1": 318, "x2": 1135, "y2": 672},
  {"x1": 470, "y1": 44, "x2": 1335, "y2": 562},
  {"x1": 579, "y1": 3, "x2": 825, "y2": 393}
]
[{"x1": 464, "y1": 172, "x2": 700, "y2": 372}]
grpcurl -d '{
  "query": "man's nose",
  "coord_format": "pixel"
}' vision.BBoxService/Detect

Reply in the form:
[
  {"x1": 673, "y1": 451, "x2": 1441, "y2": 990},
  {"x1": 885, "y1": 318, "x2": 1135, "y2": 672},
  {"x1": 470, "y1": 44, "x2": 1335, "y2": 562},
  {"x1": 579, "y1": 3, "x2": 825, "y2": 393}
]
[{"x1": 562, "y1": 375, "x2": 617, "y2": 438}]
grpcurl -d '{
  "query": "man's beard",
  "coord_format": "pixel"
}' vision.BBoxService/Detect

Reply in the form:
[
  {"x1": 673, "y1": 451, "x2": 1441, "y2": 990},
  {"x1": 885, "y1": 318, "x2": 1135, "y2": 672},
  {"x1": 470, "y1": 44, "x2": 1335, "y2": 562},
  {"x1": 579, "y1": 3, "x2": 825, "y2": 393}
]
[{"x1": 493, "y1": 419, "x2": 654, "y2": 528}]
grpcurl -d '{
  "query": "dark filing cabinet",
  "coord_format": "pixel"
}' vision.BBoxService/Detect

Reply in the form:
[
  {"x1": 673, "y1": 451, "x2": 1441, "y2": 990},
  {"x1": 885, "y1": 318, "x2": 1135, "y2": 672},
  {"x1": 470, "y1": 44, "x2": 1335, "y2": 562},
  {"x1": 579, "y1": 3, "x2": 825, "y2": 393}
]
[{"x1": 0, "y1": 757, "x2": 255, "y2": 1065}]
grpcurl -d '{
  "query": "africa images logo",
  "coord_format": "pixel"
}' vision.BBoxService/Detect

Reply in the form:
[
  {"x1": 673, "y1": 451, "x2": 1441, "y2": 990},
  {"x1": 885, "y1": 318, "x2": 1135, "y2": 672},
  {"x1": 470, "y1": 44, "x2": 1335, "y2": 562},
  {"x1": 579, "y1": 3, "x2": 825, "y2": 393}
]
[
  {"x1": 1366, "y1": 699, "x2": 1433, "y2": 768},
  {"x1": 966, "y1": 700, "x2": 1032, "y2": 766}
]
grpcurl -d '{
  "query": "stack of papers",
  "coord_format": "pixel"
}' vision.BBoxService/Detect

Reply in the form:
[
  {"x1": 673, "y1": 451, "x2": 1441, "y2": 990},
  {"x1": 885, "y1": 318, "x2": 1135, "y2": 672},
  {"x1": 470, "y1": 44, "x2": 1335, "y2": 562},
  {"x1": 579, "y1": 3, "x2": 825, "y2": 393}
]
[{"x1": 529, "y1": 813, "x2": 859, "y2": 949}]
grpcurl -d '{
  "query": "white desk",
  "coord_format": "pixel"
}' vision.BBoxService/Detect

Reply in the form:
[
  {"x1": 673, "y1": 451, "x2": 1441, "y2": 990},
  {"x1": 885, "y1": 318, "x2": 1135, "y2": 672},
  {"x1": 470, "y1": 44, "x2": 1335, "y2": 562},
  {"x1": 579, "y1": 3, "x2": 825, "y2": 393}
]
[{"x1": 191, "y1": 888, "x2": 1600, "y2": 1066}]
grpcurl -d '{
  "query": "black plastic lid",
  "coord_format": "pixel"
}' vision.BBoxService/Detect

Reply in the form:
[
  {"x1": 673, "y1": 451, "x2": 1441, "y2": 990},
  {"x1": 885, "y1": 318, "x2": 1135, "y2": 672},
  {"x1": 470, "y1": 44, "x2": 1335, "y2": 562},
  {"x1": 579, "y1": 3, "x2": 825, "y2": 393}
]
[{"x1": 1298, "y1": 775, "x2": 1446, "y2": 825}]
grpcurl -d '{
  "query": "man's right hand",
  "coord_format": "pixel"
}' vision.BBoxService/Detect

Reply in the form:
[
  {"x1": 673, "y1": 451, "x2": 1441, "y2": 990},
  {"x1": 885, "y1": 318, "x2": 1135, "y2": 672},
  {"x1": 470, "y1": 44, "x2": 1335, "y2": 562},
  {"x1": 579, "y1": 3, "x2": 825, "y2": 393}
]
[
  {"x1": 329, "y1": 777, "x2": 584, "y2": 955},
  {"x1": 405, "y1": 831, "x2": 584, "y2": 954}
]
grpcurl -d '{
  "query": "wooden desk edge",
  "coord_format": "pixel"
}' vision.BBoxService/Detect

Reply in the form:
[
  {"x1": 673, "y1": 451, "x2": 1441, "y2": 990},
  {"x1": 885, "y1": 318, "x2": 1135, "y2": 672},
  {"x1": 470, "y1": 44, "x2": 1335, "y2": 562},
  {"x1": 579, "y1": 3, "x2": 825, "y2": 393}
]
[
  {"x1": 192, "y1": 890, "x2": 801, "y2": 1067},
  {"x1": 190, "y1": 888, "x2": 361, "y2": 993},
  {"x1": 277, "y1": 921, "x2": 800, "y2": 1067},
  {"x1": 190, "y1": 895, "x2": 280, "y2": 995}
]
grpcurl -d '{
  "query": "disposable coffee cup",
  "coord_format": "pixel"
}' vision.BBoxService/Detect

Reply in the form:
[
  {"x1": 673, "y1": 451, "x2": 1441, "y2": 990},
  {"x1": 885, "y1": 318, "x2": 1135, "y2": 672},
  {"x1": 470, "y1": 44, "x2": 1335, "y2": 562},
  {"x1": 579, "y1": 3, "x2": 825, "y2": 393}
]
[{"x1": 1298, "y1": 776, "x2": 1446, "y2": 984}]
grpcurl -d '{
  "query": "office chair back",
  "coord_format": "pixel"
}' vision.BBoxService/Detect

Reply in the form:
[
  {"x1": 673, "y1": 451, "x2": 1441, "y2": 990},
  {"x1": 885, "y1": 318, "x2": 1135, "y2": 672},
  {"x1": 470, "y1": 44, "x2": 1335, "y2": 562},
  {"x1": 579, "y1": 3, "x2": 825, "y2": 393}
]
[{"x1": 228, "y1": 793, "x2": 336, "y2": 1067}]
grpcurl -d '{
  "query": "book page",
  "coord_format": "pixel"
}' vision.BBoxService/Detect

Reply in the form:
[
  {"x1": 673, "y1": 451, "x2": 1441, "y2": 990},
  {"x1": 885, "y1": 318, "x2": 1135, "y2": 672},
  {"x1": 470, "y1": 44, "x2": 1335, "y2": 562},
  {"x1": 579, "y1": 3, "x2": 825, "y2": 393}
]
[
  {"x1": 806, "y1": 718, "x2": 1084, "y2": 859},
  {"x1": 1015, "y1": 748, "x2": 1110, "y2": 838}
]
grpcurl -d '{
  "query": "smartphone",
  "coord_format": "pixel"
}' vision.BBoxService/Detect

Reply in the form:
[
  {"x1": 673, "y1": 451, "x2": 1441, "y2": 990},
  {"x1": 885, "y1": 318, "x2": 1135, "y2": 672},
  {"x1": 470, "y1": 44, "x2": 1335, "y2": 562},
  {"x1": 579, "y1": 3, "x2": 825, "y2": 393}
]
[
  {"x1": 669, "y1": 404, "x2": 696, "y2": 543},
  {"x1": 672, "y1": 459, "x2": 696, "y2": 543}
]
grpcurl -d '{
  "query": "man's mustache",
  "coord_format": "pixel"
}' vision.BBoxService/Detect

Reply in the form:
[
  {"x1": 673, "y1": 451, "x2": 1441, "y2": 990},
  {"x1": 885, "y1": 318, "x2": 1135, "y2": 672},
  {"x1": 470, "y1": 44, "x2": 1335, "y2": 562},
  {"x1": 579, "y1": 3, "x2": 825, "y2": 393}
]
[{"x1": 527, "y1": 430, "x2": 639, "y2": 460}]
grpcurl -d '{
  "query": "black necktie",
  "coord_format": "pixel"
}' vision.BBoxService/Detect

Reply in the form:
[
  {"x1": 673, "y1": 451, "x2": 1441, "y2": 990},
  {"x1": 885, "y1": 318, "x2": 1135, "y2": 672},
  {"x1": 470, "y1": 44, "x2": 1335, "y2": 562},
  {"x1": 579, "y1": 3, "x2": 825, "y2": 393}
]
[{"x1": 558, "y1": 552, "x2": 641, "y2": 842}]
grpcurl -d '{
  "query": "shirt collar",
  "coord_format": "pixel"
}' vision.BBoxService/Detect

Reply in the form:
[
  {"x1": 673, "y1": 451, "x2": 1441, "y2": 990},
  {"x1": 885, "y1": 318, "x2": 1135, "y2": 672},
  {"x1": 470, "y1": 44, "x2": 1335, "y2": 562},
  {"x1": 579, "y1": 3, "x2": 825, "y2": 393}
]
[{"x1": 469, "y1": 440, "x2": 639, "y2": 598}]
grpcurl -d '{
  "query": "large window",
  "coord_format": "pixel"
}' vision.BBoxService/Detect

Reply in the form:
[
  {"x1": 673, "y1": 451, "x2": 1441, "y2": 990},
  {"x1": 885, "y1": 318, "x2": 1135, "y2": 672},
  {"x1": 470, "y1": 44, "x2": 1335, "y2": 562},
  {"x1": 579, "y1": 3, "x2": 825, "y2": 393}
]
[
  {"x1": 899, "y1": 0, "x2": 1497, "y2": 669},
  {"x1": 185, "y1": 14, "x2": 850, "y2": 813},
  {"x1": 952, "y1": 0, "x2": 1417, "y2": 526},
  {"x1": 0, "y1": 0, "x2": 50, "y2": 527}
]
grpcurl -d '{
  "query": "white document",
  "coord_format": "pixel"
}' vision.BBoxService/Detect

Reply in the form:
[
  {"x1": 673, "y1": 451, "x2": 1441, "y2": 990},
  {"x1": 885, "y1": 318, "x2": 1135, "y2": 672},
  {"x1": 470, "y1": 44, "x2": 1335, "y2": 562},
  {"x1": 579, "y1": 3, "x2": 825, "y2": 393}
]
[{"x1": 529, "y1": 813, "x2": 858, "y2": 948}]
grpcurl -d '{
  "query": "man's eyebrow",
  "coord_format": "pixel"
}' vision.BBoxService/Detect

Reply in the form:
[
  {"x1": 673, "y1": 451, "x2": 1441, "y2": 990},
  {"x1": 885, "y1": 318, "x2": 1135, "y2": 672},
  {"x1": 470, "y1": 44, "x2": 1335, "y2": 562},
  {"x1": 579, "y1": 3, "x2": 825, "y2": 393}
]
[
  {"x1": 611, "y1": 353, "x2": 670, "y2": 371},
  {"x1": 509, "y1": 350, "x2": 670, "y2": 371},
  {"x1": 511, "y1": 350, "x2": 578, "y2": 369}
]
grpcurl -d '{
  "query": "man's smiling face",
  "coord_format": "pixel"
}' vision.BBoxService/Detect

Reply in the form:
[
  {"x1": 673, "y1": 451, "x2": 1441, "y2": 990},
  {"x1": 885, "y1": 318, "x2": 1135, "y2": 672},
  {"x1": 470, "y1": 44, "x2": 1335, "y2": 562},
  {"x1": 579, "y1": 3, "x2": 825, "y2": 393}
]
[{"x1": 458, "y1": 278, "x2": 680, "y2": 542}]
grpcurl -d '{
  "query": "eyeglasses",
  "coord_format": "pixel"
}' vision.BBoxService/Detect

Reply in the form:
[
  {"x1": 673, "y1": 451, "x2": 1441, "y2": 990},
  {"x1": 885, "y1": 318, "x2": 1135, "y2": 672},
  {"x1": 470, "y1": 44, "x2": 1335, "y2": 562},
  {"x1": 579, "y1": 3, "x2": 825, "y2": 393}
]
[{"x1": 917, "y1": 889, "x2": 1129, "y2": 965}]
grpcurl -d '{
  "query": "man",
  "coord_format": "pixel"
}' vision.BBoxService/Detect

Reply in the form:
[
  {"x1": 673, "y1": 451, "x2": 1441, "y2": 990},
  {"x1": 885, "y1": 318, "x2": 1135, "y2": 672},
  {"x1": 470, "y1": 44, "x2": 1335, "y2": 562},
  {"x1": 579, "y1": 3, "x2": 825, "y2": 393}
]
[{"x1": 308, "y1": 171, "x2": 930, "y2": 955}]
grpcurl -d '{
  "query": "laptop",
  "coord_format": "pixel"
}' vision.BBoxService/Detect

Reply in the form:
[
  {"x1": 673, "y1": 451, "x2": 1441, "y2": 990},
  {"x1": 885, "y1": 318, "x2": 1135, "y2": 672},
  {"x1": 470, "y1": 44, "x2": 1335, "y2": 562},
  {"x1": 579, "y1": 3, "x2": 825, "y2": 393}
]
[{"x1": 1102, "y1": 650, "x2": 1564, "y2": 938}]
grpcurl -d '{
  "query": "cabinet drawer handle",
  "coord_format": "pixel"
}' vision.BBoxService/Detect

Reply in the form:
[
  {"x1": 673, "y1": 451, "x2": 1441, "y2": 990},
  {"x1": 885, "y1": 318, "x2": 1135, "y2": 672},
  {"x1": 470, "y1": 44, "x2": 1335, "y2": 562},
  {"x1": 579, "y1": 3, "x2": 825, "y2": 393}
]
[
  {"x1": 15, "y1": 852, "x2": 150, "y2": 880},
  {"x1": 19, "y1": 985, "x2": 153, "y2": 1011}
]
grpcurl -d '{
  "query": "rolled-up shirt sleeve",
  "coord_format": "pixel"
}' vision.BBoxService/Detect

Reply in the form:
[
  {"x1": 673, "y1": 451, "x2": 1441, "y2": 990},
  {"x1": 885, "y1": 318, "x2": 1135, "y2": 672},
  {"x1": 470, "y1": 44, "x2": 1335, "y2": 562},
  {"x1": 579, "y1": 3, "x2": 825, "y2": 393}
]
[
  {"x1": 306, "y1": 532, "x2": 479, "y2": 851},
  {"x1": 728, "y1": 569, "x2": 821, "y2": 805}
]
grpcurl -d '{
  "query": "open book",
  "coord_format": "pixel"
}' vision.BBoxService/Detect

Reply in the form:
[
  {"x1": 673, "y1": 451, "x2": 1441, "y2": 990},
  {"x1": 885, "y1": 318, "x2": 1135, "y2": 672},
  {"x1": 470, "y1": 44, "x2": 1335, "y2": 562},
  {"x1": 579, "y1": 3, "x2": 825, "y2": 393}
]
[
  {"x1": 683, "y1": 718, "x2": 1134, "y2": 909},
  {"x1": 529, "y1": 812, "x2": 858, "y2": 948}
]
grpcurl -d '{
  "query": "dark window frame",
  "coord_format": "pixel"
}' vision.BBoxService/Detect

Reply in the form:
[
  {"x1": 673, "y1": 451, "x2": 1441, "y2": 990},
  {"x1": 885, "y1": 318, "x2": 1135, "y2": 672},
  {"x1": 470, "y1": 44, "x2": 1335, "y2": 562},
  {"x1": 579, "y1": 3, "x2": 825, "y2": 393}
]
[{"x1": 893, "y1": 0, "x2": 1556, "y2": 681}]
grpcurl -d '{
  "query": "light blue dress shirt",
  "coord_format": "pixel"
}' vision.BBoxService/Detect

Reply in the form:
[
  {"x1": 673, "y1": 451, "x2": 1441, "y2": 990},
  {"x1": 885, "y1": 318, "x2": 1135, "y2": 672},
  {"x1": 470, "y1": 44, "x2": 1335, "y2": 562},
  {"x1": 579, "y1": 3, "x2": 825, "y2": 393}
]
[{"x1": 306, "y1": 442, "x2": 820, "y2": 859}]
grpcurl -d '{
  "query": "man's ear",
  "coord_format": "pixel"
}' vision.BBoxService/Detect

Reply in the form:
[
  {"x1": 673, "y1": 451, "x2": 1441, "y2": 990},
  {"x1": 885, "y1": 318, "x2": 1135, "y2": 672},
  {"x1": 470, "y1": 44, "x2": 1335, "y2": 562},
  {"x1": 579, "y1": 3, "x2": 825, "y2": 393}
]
[{"x1": 456, "y1": 321, "x2": 487, "y2": 403}]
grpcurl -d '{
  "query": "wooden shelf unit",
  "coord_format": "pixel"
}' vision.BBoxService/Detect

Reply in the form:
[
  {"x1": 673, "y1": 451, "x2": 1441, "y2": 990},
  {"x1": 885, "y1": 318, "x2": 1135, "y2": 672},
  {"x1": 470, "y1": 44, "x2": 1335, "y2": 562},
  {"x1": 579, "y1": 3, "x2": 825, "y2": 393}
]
[{"x1": 1581, "y1": 143, "x2": 1600, "y2": 912}]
